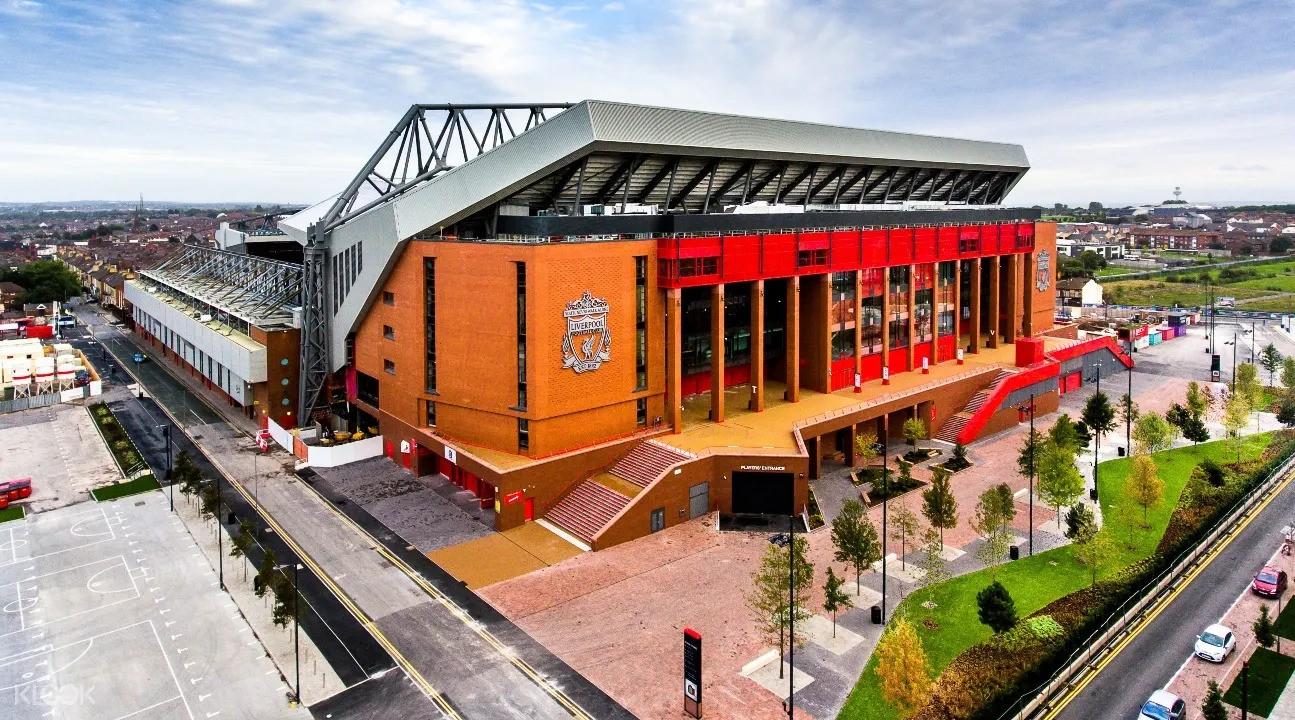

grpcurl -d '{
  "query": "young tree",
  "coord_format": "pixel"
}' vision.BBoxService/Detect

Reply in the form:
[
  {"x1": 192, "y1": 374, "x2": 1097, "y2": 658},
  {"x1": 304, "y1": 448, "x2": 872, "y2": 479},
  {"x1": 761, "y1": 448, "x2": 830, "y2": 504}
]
[
  {"x1": 902, "y1": 417, "x2": 926, "y2": 448},
  {"x1": 1260, "y1": 343, "x2": 1283, "y2": 387},
  {"x1": 1282, "y1": 356, "x2": 1295, "y2": 396},
  {"x1": 1201, "y1": 680, "x2": 1228, "y2": 720},
  {"x1": 1119, "y1": 393, "x2": 1139, "y2": 440},
  {"x1": 915, "y1": 528, "x2": 950, "y2": 593},
  {"x1": 831, "y1": 499, "x2": 882, "y2": 593},
  {"x1": 1127, "y1": 455, "x2": 1164, "y2": 528},
  {"x1": 1073, "y1": 529, "x2": 1112, "y2": 586},
  {"x1": 1279, "y1": 396, "x2": 1295, "y2": 428},
  {"x1": 233, "y1": 518, "x2": 255, "y2": 580},
  {"x1": 1064, "y1": 503, "x2": 1096, "y2": 542},
  {"x1": 976, "y1": 581, "x2": 1018, "y2": 634},
  {"x1": 1236, "y1": 362, "x2": 1264, "y2": 411},
  {"x1": 1255, "y1": 604, "x2": 1277, "y2": 649},
  {"x1": 1073, "y1": 420, "x2": 1092, "y2": 449},
  {"x1": 822, "y1": 567, "x2": 853, "y2": 638},
  {"x1": 854, "y1": 428, "x2": 879, "y2": 469},
  {"x1": 1016, "y1": 427, "x2": 1042, "y2": 483},
  {"x1": 1223, "y1": 391, "x2": 1250, "y2": 462},
  {"x1": 1201, "y1": 383, "x2": 1217, "y2": 421},
  {"x1": 174, "y1": 450, "x2": 202, "y2": 501},
  {"x1": 255, "y1": 546, "x2": 277, "y2": 599},
  {"x1": 875, "y1": 617, "x2": 933, "y2": 719},
  {"x1": 747, "y1": 536, "x2": 815, "y2": 678},
  {"x1": 1132, "y1": 411, "x2": 1178, "y2": 454},
  {"x1": 921, "y1": 467, "x2": 957, "y2": 547},
  {"x1": 199, "y1": 482, "x2": 219, "y2": 521},
  {"x1": 1081, "y1": 391, "x2": 1117, "y2": 448},
  {"x1": 271, "y1": 570, "x2": 298, "y2": 629},
  {"x1": 890, "y1": 505, "x2": 920, "y2": 570},
  {"x1": 1037, "y1": 440, "x2": 1085, "y2": 525},
  {"x1": 1185, "y1": 381, "x2": 1207, "y2": 420},
  {"x1": 972, "y1": 484, "x2": 1016, "y2": 578},
  {"x1": 951, "y1": 442, "x2": 969, "y2": 469},
  {"x1": 1048, "y1": 414, "x2": 1079, "y2": 455}
]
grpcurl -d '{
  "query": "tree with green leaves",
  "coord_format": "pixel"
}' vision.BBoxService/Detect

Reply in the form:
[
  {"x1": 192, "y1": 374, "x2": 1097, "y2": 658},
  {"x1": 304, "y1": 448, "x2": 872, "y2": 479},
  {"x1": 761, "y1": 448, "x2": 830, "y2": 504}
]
[
  {"x1": 1127, "y1": 454, "x2": 1164, "y2": 528},
  {"x1": 255, "y1": 546, "x2": 277, "y2": 599},
  {"x1": 831, "y1": 498, "x2": 882, "y2": 594},
  {"x1": 915, "y1": 528, "x2": 950, "y2": 594},
  {"x1": 1048, "y1": 414, "x2": 1079, "y2": 455},
  {"x1": 890, "y1": 505, "x2": 920, "y2": 571},
  {"x1": 976, "y1": 581, "x2": 1018, "y2": 634},
  {"x1": 1260, "y1": 343, "x2": 1283, "y2": 388},
  {"x1": 951, "y1": 442, "x2": 969, "y2": 469},
  {"x1": 1132, "y1": 411, "x2": 1178, "y2": 454},
  {"x1": 1279, "y1": 396, "x2": 1295, "y2": 428},
  {"x1": 746, "y1": 535, "x2": 814, "y2": 679},
  {"x1": 822, "y1": 567, "x2": 853, "y2": 638},
  {"x1": 199, "y1": 482, "x2": 219, "y2": 522},
  {"x1": 271, "y1": 570, "x2": 297, "y2": 629},
  {"x1": 1201, "y1": 680, "x2": 1227, "y2": 720},
  {"x1": 875, "y1": 617, "x2": 933, "y2": 719},
  {"x1": 921, "y1": 466, "x2": 957, "y2": 547},
  {"x1": 1037, "y1": 440, "x2": 1085, "y2": 526},
  {"x1": 0, "y1": 259, "x2": 81, "y2": 304},
  {"x1": 1016, "y1": 427, "x2": 1042, "y2": 482},
  {"x1": 1236, "y1": 362, "x2": 1264, "y2": 414},
  {"x1": 174, "y1": 450, "x2": 202, "y2": 501},
  {"x1": 1064, "y1": 503, "x2": 1096, "y2": 542},
  {"x1": 1073, "y1": 530, "x2": 1113, "y2": 586},
  {"x1": 1119, "y1": 393, "x2": 1139, "y2": 443},
  {"x1": 1223, "y1": 390, "x2": 1250, "y2": 462},
  {"x1": 1082, "y1": 391, "x2": 1117, "y2": 450},
  {"x1": 1282, "y1": 356, "x2": 1295, "y2": 396},
  {"x1": 1185, "y1": 381, "x2": 1207, "y2": 420},
  {"x1": 902, "y1": 417, "x2": 926, "y2": 448},
  {"x1": 232, "y1": 518, "x2": 255, "y2": 580},
  {"x1": 854, "y1": 428, "x2": 879, "y2": 469},
  {"x1": 1255, "y1": 604, "x2": 1277, "y2": 649},
  {"x1": 972, "y1": 484, "x2": 1016, "y2": 577}
]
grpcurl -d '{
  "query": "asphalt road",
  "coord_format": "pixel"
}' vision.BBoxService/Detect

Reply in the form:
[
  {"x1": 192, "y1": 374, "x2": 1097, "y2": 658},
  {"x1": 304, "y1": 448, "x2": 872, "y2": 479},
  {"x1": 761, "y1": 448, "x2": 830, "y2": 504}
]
[{"x1": 1056, "y1": 463, "x2": 1295, "y2": 719}]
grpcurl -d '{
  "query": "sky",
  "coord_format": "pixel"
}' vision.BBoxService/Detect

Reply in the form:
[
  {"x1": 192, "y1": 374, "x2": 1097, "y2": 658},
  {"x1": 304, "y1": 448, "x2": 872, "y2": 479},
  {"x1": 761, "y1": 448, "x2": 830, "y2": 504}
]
[{"x1": 1, "y1": 0, "x2": 1293, "y2": 207}]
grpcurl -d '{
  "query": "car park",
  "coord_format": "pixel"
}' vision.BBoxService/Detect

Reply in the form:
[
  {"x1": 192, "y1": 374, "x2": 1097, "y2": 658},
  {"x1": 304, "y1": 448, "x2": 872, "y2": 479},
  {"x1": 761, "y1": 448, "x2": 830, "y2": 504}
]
[
  {"x1": 1253, "y1": 565, "x2": 1288, "y2": 598},
  {"x1": 1194, "y1": 623, "x2": 1236, "y2": 662},
  {"x1": 1139, "y1": 689, "x2": 1186, "y2": 719}
]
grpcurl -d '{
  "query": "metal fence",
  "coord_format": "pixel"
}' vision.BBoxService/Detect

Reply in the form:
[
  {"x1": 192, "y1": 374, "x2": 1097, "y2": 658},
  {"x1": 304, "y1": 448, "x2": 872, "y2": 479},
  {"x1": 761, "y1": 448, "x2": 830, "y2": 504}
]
[{"x1": 0, "y1": 392, "x2": 61, "y2": 414}]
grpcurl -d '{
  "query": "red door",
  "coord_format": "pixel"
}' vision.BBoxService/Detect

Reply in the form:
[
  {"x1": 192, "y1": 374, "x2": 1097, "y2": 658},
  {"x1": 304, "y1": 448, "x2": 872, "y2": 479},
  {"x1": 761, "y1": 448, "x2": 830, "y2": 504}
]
[{"x1": 524, "y1": 497, "x2": 535, "y2": 521}]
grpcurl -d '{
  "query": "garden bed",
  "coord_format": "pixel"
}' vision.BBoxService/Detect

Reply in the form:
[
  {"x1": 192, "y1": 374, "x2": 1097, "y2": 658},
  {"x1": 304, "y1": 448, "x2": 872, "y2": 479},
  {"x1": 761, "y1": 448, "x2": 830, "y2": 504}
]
[
  {"x1": 1224, "y1": 647, "x2": 1295, "y2": 718},
  {"x1": 806, "y1": 487, "x2": 825, "y2": 530},
  {"x1": 903, "y1": 448, "x2": 941, "y2": 464},
  {"x1": 88, "y1": 402, "x2": 148, "y2": 477},
  {"x1": 0, "y1": 506, "x2": 24, "y2": 524},
  {"x1": 864, "y1": 475, "x2": 925, "y2": 507},
  {"x1": 91, "y1": 474, "x2": 160, "y2": 502}
]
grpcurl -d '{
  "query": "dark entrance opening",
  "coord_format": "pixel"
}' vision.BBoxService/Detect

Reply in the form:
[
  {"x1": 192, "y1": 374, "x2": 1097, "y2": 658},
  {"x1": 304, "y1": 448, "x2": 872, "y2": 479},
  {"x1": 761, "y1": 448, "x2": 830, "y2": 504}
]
[{"x1": 732, "y1": 471, "x2": 794, "y2": 515}]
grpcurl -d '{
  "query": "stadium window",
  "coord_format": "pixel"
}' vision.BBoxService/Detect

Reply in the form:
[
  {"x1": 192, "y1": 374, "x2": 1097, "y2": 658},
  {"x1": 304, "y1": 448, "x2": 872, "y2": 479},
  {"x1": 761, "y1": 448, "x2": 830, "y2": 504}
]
[
  {"x1": 383, "y1": 324, "x2": 395, "y2": 340},
  {"x1": 383, "y1": 358, "x2": 395, "y2": 375},
  {"x1": 424, "y1": 258, "x2": 436, "y2": 393},
  {"x1": 383, "y1": 290, "x2": 395, "y2": 306},
  {"x1": 797, "y1": 249, "x2": 828, "y2": 267},
  {"x1": 637, "y1": 397, "x2": 647, "y2": 426},
  {"x1": 356, "y1": 371, "x2": 380, "y2": 408},
  {"x1": 635, "y1": 256, "x2": 647, "y2": 391},
  {"x1": 425, "y1": 400, "x2": 436, "y2": 427},
  {"x1": 517, "y1": 418, "x2": 530, "y2": 451},
  {"x1": 677, "y1": 256, "x2": 719, "y2": 277},
  {"x1": 516, "y1": 262, "x2": 527, "y2": 409}
]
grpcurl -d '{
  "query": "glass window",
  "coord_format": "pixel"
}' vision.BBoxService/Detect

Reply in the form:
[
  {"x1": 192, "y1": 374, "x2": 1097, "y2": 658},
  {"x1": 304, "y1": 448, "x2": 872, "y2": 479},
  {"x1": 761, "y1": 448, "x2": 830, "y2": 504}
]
[
  {"x1": 424, "y1": 259, "x2": 436, "y2": 392},
  {"x1": 830, "y1": 271, "x2": 857, "y2": 360},
  {"x1": 888, "y1": 266, "x2": 910, "y2": 349}
]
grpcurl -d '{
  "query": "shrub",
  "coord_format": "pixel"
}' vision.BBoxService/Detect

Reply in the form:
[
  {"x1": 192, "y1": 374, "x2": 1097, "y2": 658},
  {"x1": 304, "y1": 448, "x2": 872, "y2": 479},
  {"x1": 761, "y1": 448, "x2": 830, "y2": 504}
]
[
  {"x1": 1201, "y1": 458, "x2": 1225, "y2": 487},
  {"x1": 977, "y1": 581, "x2": 1018, "y2": 634}
]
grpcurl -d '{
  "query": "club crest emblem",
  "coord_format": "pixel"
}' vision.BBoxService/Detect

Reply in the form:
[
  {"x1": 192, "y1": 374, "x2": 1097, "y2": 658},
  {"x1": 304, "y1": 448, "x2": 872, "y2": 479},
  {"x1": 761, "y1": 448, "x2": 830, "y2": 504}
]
[
  {"x1": 1036, "y1": 250, "x2": 1051, "y2": 292},
  {"x1": 562, "y1": 291, "x2": 611, "y2": 373}
]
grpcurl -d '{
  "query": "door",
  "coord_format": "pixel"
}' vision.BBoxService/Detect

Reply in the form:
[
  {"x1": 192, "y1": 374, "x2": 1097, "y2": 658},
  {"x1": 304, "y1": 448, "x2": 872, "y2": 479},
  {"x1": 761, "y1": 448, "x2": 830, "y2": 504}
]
[
  {"x1": 650, "y1": 507, "x2": 665, "y2": 533},
  {"x1": 524, "y1": 497, "x2": 535, "y2": 522},
  {"x1": 732, "y1": 472, "x2": 795, "y2": 515},
  {"x1": 688, "y1": 482, "x2": 709, "y2": 519}
]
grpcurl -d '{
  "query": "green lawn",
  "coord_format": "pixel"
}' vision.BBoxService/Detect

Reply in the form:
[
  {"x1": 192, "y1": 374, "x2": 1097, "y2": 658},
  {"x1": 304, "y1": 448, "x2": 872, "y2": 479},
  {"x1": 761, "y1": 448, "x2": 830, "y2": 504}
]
[
  {"x1": 1236, "y1": 296, "x2": 1295, "y2": 312},
  {"x1": 91, "y1": 474, "x2": 160, "y2": 502},
  {"x1": 1103, "y1": 280, "x2": 1269, "y2": 308},
  {"x1": 1224, "y1": 647, "x2": 1295, "y2": 717},
  {"x1": 1272, "y1": 594, "x2": 1295, "y2": 641},
  {"x1": 839, "y1": 433, "x2": 1275, "y2": 720},
  {"x1": 0, "y1": 506, "x2": 24, "y2": 524}
]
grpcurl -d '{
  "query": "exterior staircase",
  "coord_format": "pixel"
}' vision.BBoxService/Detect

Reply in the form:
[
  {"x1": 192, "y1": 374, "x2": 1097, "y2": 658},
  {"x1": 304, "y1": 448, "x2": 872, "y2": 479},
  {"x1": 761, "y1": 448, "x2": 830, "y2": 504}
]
[
  {"x1": 934, "y1": 369, "x2": 1012, "y2": 444},
  {"x1": 541, "y1": 440, "x2": 694, "y2": 549}
]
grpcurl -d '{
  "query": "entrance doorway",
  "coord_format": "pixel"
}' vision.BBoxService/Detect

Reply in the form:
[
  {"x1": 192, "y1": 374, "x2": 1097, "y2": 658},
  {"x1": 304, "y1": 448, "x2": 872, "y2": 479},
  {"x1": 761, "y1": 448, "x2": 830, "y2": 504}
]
[
  {"x1": 731, "y1": 471, "x2": 794, "y2": 515},
  {"x1": 688, "y1": 482, "x2": 709, "y2": 519}
]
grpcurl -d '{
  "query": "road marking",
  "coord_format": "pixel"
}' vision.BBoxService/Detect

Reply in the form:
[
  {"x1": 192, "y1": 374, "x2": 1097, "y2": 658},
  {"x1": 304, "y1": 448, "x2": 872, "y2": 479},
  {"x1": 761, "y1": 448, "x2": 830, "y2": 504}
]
[{"x1": 1042, "y1": 466, "x2": 1295, "y2": 719}]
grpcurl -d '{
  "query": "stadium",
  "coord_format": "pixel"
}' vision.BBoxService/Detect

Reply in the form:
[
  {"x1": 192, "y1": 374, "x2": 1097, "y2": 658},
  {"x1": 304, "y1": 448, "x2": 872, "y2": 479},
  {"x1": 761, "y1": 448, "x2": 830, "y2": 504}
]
[{"x1": 126, "y1": 100, "x2": 1133, "y2": 551}]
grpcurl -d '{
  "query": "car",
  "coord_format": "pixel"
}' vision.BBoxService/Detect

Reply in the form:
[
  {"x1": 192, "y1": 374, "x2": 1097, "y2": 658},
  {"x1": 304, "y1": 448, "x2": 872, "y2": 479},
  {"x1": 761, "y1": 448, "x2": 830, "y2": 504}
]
[
  {"x1": 1139, "y1": 689, "x2": 1186, "y2": 720},
  {"x1": 1253, "y1": 565, "x2": 1288, "y2": 597},
  {"x1": 131, "y1": 352, "x2": 147, "y2": 364},
  {"x1": 1194, "y1": 623, "x2": 1236, "y2": 662}
]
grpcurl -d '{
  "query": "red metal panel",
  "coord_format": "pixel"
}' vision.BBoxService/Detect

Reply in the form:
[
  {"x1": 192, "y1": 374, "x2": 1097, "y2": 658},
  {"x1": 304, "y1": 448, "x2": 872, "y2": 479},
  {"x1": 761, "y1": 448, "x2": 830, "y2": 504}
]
[
  {"x1": 958, "y1": 226, "x2": 980, "y2": 259},
  {"x1": 830, "y1": 357, "x2": 854, "y2": 390},
  {"x1": 937, "y1": 334, "x2": 957, "y2": 361},
  {"x1": 889, "y1": 228, "x2": 914, "y2": 266},
  {"x1": 979, "y1": 224, "x2": 1000, "y2": 256},
  {"x1": 860, "y1": 353, "x2": 883, "y2": 383},
  {"x1": 677, "y1": 237, "x2": 722, "y2": 258},
  {"x1": 763, "y1": 233, "x2": 798, "y2": 277},
  {"x1": 862, "y1": 230, "x2": 887, "y2": 266},
  {"x1": 830, "y1": 229, "x2": 860, "y2": 271},
  {"x1": 888, "y1": 351, "x2": 910, "y2": 376},
  {"x1": 722, "y1": 233, "x2": 762, "y2": 282},
  {"x1": 914, "y1": 227, "x2": 938, "y2": 264},
  {"x1": 682, "y1": 371, "x2": 707, "y2": 397},
  {"x1": 937, "y1": 226, "x2": 959, "y2": 258},
  {"x1": 913, "y1": 341, "x2": 933, "y2": 370},
  {"x1": 799, "y1": 231, "x2": 830, "y2": 250},
  {"x1": 997, "y1": 223, "x2": 1017, "y2": 254}
]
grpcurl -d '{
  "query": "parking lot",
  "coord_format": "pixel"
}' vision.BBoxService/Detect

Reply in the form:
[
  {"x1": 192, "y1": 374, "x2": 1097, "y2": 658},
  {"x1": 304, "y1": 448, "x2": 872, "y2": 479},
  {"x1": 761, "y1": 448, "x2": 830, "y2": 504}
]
[
  {"x1": 0, "y1": 492, "x2": 309, "y2": 719},
  {"x1": 0, "y1": 404, "x2": 121, "y2": 512}
]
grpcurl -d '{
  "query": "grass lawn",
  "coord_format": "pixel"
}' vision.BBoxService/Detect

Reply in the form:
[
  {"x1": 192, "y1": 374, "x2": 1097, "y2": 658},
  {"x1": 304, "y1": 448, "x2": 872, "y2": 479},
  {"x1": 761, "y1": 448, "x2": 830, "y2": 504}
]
[
  {"x1": 839, "y1": 433, "x2": 1275, "y2": 720},
  {"x1": 91, "y1": 474, "x2": 160, "y2": 502},
  {"x1": 1223, "y1": 647, "x2": 1295, "y2": 717},
  {"x1": 1103, "y1": 280, "x2": 1269, "y2": 308},
  {"x1": 1236, "y1": 296, "x2": 1295, "y2": 312},
  {"x1": 0, "y1": 505, "x2": 24, "y2": 524},
  {"x1": 1273, "y1": 594, "x2": 1295, "y2": 641}
]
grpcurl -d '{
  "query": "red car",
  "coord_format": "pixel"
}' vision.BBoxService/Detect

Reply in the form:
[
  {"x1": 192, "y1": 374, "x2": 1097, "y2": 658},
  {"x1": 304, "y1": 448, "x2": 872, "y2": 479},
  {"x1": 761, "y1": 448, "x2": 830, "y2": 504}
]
[{"x1": 1253, "y1": 565, "x2": 1288, "y2": 598}]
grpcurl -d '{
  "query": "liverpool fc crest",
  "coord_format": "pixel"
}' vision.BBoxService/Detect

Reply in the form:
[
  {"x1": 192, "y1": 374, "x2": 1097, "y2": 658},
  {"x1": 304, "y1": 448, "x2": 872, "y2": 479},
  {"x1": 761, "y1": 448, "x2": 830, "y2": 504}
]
[
  {"x1": 562, "y1": 292, "x2": 611, "y2": 373},
  {"x1": 1036, "y1": 250, "x2": 1051, "y2": 292}
]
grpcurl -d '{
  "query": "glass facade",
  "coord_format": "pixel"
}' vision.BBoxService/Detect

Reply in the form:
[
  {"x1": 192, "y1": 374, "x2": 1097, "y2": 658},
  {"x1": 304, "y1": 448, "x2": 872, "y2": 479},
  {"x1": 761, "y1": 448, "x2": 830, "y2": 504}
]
[
  {"x1": 635, "y1": 256, "x2": 648, "y2": 391},
  {"x1": 423, "y1": 258, "x2": 436, "y2": 393},
  {"x1": 937, "y1": 261, "x2": 956, "y2": 337},
  {"x1": 861, "y1": 269, "x2": 883, "y2": 355},
  {"x1": 830, "y1": 272, "x2": 856, "y2": 360},
  {"x1": 887, "y1": 266, "x2": 909, "y2": 349},
  {"x1": 914, "y1": 264, "x2": 934, "y2": 343}
]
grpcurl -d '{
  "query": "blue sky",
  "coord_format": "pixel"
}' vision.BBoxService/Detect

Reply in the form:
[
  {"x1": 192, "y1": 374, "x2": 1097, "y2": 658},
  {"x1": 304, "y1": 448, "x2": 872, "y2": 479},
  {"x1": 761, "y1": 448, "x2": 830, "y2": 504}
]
[{"x1": 1, "y1": 0, "x2": 1292, "y2": 206}]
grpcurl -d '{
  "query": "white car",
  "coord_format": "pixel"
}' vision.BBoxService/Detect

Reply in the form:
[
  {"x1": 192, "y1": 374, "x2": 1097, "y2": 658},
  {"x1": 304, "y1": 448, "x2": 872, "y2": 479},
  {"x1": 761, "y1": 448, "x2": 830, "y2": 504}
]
[
  {"x1": 1140, "y1": 689, "x2": 1186, "y2": 720},
  {"x1": 1194, "y1": 623, "x2": 1236, "y2": 663}
]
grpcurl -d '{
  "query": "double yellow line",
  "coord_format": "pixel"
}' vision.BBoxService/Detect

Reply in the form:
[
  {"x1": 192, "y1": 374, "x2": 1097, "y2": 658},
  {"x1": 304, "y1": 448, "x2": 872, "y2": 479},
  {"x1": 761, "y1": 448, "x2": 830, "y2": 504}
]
[{"x1": 1041, "y1": 466, "x2": 1295, "y2": 720}]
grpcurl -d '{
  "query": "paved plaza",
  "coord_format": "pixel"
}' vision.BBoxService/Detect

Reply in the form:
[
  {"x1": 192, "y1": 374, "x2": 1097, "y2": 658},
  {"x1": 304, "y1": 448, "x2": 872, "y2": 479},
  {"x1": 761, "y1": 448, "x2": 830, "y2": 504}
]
[
  {"x1": 0, "y1": 404, "x2": 121, "y2": 512},
  {"x1": 0, "y1": 492, "x2": 308, "y2": 720}
]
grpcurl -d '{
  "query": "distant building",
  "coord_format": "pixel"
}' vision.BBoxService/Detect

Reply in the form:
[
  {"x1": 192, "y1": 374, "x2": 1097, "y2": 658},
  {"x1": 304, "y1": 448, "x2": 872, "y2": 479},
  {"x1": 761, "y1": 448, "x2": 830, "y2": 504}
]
[
  {"x1": 1056, "y1": 277, "x2": 1103, "y2": 308},
  {"x1": 1057, "y1": 236, "x2": 1125, "y2": 260},
  {"x1": 1129, "y1": 227, "x2": 1221, "y2": 251}
]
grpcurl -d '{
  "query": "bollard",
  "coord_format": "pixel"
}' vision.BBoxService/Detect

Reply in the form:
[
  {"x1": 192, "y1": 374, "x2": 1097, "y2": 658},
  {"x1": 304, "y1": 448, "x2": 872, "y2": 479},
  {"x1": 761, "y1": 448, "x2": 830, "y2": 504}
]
[{"x1": 871, "y1": 605, "x2": 883, "y2": 624}]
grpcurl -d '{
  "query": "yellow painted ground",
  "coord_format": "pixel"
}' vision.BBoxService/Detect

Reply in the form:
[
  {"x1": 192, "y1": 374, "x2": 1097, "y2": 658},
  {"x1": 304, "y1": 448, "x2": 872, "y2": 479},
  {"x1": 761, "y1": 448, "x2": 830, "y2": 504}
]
[{"x1": 427, "y1": 523, "x2": 583, "y2": 589}]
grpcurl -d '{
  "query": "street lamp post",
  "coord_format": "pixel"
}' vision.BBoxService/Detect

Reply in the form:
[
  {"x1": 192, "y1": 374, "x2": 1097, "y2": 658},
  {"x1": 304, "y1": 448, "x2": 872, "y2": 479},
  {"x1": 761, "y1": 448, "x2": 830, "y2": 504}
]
[
  {"x1": 874, "y1": 437, "x2": 890, "y2": 623},
  {"x1": 1126, "y1": 355, "x2": 1133, "y2": 455},
  {"x1": 216, "y1": 471, "x2": 224, "y2": 592},
  {"x1": 1022, "y1": 395, "x2": 1036, "y2": 556},
  {"x1": 1090, "y1": 364, "x2": 1101, "y2": 500},
  {"x1": 160, "y1": 425, "x2": 173, "y2": 512},
  {"x1": 278, "y1": 562, "x2": 303, "y2": 705},
  {"x1": 786, "y1": 513, "x2": 794, "y2": 718}
]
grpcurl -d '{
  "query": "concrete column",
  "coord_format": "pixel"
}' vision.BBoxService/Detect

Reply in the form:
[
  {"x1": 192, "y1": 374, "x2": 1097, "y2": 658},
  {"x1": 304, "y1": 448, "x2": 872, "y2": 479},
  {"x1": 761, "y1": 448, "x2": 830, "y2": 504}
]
[
  {"x1": 988, "y1": 256, "x2": 1001, "y2": 349},
  {"x1": 1006, "y1": 254, "x2": 1020, "y2": 343},
  {"x1": 907, "y1": 263, "x2": 916, "y2": 370},
  {"x1": 750, "y1": 280, "x2": 765, "y2": 412},
  {"x1": 969, "y1": 257, "x2": 981, "y2": 353},
  {"x1": 666, "y1": 287, "x2": 682, "y2": 433},
  {"x1": 881, "y1": 267, "x2": 891, "y2": 372},
  {"x1": 785, "y1": 276, "x2": 800, "y2": 402},
  {"x1": 709, "y1": 283, "x2": 725, "y2": 422}
]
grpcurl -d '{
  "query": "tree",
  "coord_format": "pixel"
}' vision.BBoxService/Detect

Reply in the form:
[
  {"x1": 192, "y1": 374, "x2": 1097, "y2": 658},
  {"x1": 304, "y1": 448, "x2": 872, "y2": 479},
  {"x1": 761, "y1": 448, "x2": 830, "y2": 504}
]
[
  {"x1": 1279, "y1": 396, "x2": 1295, "y2": 428},
  {"x1": 1223, "y1": 391, "x2": 1250, "y2": 461},
  {"x1": 854, "y1": 428, "x2": 879, "y2": 468},
  {"x1": 199, "y1": 482, "x2": 219, "y2": 521},
  {"x1": 174, "y1": 450, "x2": 202, "y2": 500},
  {"x1": 1073, "y1": 420, "x2": 1092, "y2": 449},
  {"x1": 1064, "y1": 503, "x2": 1096, "y2": 542},
  {"x1": 747, "y1": 536, "x2": 814, "y2": 678},
  {"x1": 973, "y1": 484, "x2": 1016, "y2": 577},
  {"x1": 976, "y1": 581, "x2": 1018, "y2": 634},
  {"x1": 831, "y1": 499, "x2": 882, "y2": 594},
  {"x1": 875, "y1": 617, "x2": 933, "y2": 719},
  {"x1": 1087, "y1": 201, "x2": 1104, "y2": 215},
  {"x1": 1016, "y1": 428, "x2": 1042, "y2": 482},
  {"x1": 1260, "y1": 343, "x2": 1283, "y2": 387},
  {"x1": 921, "y1": 467, "x2": 957, "y2": 547},
  {"x1": 951, "y1": 442, "x2": 969, "y2": 468},
  {"x1": 1273, "y1": 236, "x2": 1294, "y2": 254},
  {"x1": 0, "y1": 259, "x2": 81, "y2": 304},
  {"x1": 1127, "y1": 455, "x2": 1164, "y2": 527},
  {"x1": 890, "y1": 506, "x2": 920, "y2": 570},
  {"x1": 1185, "y1": 381, "x2": 1207, "y2": 420},
  {"x1": 1201, "y1": 680, "x2": 1228, "y2": 720},
  {"x1": 1181, "y1": 414, "x2": 1211, "y2": 444},
  {"x1": 1236, "y1": 362, "x2": 1263, "y2": 412},
  {"x1": 271, "y1": 570, "x2": 297, "y2": 629},
  {"x1": 1255, "y1": 604, "x2": 1277, "y2": 649},
  {"x1": 1282, "y1": 357, "x2": 1295, "y2": 396},
  {"x1": 233, "y1": 518, "x2": 255, "y2": 580},
  {"x1": 255, "y1": 547, "x2": 277, "y2": 599},
  {"x1": 902, "y1": 417, "x2": 926, "y2": 448},
  {"x1": 1048, "y1": 414, "x2": 1079, "y2": 455},
  {"x1": 915, "y1": 528, "x2": 950, "y2": 593},
  {"x1": 822, "y1": 567, "x2": 853, "y2": 638},
  {"x1": 1037, "y1": 440, "x2": 1085, "y2": 525},
  {"x1": 1081, "y1": 392, "x2": 1117, "y2": 447},
  {"x1": 1132, "y1": 411, "x2": 1178, "y2": 454},
  {"x1": 1073, "y1": 528, "x2": 1112, "y2": 586},
  {"x1": 1119, "y1": 393, "x2": 1139, "y2": 441}
]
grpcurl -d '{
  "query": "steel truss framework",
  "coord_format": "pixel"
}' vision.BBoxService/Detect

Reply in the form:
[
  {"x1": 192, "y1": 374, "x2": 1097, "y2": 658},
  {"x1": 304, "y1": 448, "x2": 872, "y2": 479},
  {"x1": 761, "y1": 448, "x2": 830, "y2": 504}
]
[
  {"x1": 502, "y1": 153, "x2": 1019, "y2": 214},
  {"x1": 321, "y1": 103, "x2": 573, "y2": 231},
  {"x1": 144, "y1": 244, "x2": 302, "y2": 327}
]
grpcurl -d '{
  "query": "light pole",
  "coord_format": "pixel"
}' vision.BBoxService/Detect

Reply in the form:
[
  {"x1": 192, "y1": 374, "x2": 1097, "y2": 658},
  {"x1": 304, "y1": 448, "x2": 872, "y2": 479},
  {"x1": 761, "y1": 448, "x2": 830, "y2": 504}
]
[
  {"x1": 1226, "y1": 333, "x2": 1238, "y2": 387},
  {"x1": 278, "y1": 562, "x2": 303, "y2": 705},
  {"x1": 1125, "y1": 353, "x2": 1133, "y2": 455},
  {"x1": 216, "y1": 471, "x2": 224, "y2": 592},
  {"x1": 1090, "y1": 364, "x2": 1101, "y2": 500},
  {"x1": 1018, "y1": 395, "x2": 1036, "y2": 555},
  {"x1": 874, "y1": 436, "x2": 890, "y2": 623},
  {"x1": 159, "y1": 425, "x2": 173, "y2": 511}
]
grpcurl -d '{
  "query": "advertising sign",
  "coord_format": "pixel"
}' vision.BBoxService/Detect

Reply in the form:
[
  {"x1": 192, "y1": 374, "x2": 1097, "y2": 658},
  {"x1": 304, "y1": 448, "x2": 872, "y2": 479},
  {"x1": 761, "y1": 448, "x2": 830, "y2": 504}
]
[
  {"x1": 683, "y1": 628, "x2": 702, "y2": 718},
  {"x1": 503, "y1": 490, "x2": 524, "y2": 505}
]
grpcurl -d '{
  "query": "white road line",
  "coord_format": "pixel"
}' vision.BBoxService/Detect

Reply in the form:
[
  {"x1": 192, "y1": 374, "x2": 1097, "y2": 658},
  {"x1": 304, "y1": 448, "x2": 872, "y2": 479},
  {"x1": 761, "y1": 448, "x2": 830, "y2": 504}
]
[
  {"x1": 147, "y1": 620, "x2": 196, "y2": 720},
  {"x1": 109, "y1": 695, "x2": 185, "y2": 720}
]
